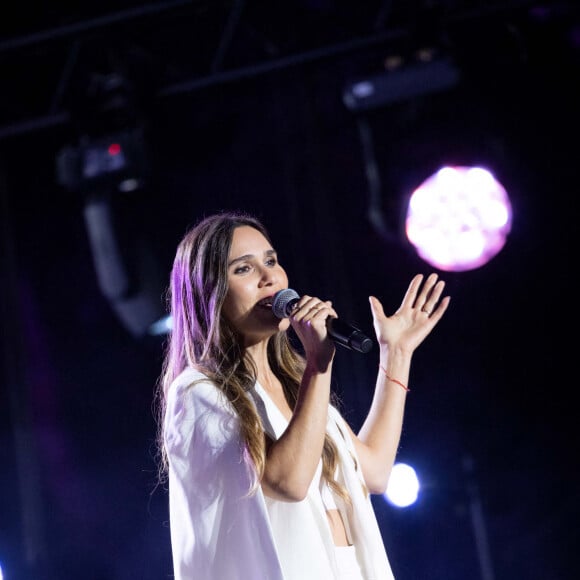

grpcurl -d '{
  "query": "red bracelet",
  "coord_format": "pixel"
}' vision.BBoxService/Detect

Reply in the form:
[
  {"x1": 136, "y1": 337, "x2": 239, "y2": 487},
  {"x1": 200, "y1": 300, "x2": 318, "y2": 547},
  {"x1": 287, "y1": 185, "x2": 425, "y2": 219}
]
[{"x1": 379, "y1": 365, "x2": 410, "y2": 392}]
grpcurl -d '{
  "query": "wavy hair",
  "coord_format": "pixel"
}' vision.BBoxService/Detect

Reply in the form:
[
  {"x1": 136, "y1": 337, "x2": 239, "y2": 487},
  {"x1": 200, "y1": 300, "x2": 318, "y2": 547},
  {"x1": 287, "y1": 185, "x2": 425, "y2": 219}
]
[{"x1": 156, "y1": 211, "x2": 349, "y2": 500}]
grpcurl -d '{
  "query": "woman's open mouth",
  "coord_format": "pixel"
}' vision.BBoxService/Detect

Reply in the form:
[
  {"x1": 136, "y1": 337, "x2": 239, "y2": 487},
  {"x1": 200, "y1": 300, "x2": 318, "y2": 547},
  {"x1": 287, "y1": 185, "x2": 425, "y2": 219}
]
[{"x1": 257, "y1": 297, "x2": 274, "y2": 309}]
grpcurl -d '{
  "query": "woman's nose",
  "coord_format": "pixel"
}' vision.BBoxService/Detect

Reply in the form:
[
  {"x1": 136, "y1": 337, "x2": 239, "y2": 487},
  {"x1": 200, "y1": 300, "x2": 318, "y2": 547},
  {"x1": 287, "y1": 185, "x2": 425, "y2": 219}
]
[{"x1": 258, "y1": 267, "x2": 276, "y2": 286}]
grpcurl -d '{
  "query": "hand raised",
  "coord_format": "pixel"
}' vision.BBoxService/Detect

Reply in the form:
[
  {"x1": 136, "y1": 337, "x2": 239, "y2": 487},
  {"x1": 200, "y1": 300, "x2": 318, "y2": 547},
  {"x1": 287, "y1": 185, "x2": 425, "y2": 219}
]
[{"x1": 369, "y1": 273, "x2": 450, "y2": 354}]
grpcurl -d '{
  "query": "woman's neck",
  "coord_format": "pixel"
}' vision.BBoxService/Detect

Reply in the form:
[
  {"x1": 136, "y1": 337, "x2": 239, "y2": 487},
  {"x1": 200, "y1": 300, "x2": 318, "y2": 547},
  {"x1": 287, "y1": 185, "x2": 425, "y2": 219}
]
[
  {"x1": 245, "y1": 337, "x2": 268, "y2": 362},
  {"x1": 244, "y1": 340, "x2": 279, "y2": 393}
]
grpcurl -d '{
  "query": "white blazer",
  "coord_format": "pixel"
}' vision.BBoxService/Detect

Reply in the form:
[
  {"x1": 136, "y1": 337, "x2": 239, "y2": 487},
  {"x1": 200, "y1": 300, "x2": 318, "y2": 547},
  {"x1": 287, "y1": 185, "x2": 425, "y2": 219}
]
[{"x1": 164, "y1": 367, "x2": 395, "y2": 580}]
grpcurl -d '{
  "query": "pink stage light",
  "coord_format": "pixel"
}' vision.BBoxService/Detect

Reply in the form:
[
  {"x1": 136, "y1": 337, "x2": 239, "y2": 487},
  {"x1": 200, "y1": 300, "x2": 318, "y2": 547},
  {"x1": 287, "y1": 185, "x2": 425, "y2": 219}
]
[{"x1": 405, "y1": 166, "x2": 512, "y2": 272}]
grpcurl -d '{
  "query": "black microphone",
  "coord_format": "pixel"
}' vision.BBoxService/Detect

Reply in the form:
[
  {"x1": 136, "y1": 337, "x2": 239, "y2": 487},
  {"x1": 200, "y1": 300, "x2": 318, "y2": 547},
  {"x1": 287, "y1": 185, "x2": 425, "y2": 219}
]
[{"x1": 272, "y1": 288, "x2": 373, "y2": 354}]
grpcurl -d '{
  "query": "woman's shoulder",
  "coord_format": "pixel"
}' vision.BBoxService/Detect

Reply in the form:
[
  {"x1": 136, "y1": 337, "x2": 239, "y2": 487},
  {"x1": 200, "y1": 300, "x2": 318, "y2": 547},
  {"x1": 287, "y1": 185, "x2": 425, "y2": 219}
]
[
  {"x1": 168, "y1": 367, "x2": 222, "y2": 404},
  {"x1": 164, "y1": 368, "x2": 239, "y2": 457},
  {"x1": 171, "y1": 366, "x2": 211, "y2": 389}
]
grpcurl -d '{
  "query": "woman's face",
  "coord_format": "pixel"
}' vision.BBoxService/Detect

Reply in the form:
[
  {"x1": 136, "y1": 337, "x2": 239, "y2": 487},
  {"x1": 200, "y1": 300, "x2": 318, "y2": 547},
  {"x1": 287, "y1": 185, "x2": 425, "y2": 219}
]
[{"x1": 222, "y1": 225, "x2": 290, "y2": 344}]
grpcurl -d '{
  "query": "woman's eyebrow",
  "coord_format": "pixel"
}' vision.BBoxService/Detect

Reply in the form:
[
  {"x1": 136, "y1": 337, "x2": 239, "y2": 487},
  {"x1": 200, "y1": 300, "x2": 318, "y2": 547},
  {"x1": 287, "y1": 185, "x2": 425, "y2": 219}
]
[
  {"x1": 228, "y1": 249, "x2": 276, "y2": 267},
  {"x1": 228, "y1": 254, "x2": 252, "y2": 267}
]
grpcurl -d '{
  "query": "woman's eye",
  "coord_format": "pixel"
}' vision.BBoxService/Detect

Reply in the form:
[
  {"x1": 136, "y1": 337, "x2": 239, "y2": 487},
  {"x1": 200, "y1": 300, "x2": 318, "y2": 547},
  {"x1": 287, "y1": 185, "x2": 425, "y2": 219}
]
[
  {"x1": 233, "y1": 265, "x2": 250, "y2": 274},
  {"x1": 266, "y1": 257, "x2": 277, "y2": 267}
]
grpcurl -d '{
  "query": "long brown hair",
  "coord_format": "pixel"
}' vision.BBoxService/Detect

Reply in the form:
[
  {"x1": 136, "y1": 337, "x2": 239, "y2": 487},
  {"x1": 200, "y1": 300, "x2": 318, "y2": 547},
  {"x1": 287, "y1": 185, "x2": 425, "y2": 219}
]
[{"x1": 156, "y1": 211, "x2": 348, "y2": 498}]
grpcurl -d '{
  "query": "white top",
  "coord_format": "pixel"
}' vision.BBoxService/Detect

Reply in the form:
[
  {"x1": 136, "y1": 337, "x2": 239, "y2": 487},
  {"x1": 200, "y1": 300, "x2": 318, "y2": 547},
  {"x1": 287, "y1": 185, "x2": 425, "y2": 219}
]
[
  {"x1": 164, "y1": 367, "x2": 395, "y2": 580},
  {"x1": 319, "y1": 478, "x2": 353, "y2": 545},
  {"x1": 320, "y1": 480, "x2": 338, "y2": 510}
]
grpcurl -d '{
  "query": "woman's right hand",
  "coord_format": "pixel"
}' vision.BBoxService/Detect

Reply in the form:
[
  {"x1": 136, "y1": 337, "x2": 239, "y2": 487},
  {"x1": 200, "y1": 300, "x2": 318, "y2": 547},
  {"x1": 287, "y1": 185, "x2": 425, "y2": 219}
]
[{"x1": 289, "y1": 296, "x2": 337, "y2": 372}]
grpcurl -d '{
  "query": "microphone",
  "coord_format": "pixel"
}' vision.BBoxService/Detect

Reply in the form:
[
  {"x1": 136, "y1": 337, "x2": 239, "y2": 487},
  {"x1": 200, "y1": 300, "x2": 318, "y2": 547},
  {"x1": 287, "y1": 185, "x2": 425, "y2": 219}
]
[{"x1": 272, "y1": 288, "x2": 373, "y2": 354}]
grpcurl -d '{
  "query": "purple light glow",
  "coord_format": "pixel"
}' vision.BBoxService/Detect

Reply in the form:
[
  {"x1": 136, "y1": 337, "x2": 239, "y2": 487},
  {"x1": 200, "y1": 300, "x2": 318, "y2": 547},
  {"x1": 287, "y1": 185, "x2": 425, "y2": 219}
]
[{"x1": 405, "y1": 166, "x2": 512, "y2": 272}]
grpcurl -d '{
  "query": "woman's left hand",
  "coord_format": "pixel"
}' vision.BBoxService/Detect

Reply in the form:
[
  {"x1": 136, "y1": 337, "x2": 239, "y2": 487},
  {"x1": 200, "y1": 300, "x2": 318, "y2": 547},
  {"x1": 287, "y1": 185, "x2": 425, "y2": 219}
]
[{"x1": 369, "y1": 273, "x2": 450, "y2": 354}]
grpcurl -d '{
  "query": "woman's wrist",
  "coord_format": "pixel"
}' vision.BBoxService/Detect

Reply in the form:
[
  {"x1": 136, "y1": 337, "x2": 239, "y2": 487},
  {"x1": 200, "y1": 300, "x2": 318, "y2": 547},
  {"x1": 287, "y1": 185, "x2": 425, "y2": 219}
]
[
  {"x1": 379, "y1": 364, "x2": 410, "y2": 391},
  {"x1": 304, "y1": 355, "x2": 334, "y2": 377},
  {"x1": 378, "y1": 344, "x2": 413, "y2": 368}
]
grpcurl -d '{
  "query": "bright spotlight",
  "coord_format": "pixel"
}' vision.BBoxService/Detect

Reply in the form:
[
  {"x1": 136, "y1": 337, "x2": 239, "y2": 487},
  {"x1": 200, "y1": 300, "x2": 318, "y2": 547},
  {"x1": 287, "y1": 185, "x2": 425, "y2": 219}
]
[
  {"x1": 148, "y1": 314, "x2": 173, "y2": 336},
  {"x1": 384, "y1": 462, "x2": 420, "y2": 508},
  {"x1": 405, "y1": 165, "x2": 512, "y2": 271}
]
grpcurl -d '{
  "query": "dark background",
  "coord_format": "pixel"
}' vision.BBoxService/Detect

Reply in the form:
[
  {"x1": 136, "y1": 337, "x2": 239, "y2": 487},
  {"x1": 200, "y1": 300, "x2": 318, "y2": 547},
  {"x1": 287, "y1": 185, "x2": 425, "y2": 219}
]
[{"x1": 1, "y1": 2, "x2": 579, "y2": 579}]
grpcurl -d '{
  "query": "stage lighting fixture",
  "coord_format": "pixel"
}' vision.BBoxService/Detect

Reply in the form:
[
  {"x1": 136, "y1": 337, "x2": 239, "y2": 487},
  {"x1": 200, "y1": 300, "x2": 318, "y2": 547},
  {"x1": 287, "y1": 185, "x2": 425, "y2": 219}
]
[
  {"x1": 56, "y1": 127, "x2": 149, "y2": 193},
  {"x1": 54, "y1": 128, "x2": 166, "y2": 339},
  {"x1": 405, "y1": 166, "x2": 513, "y2": 272},
  {"x1": 80, "y1": 197, "x2": 167, "y2": 339},
  {"x1": 343, "y1": 53, "x2": 460, "y2": 111}
]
